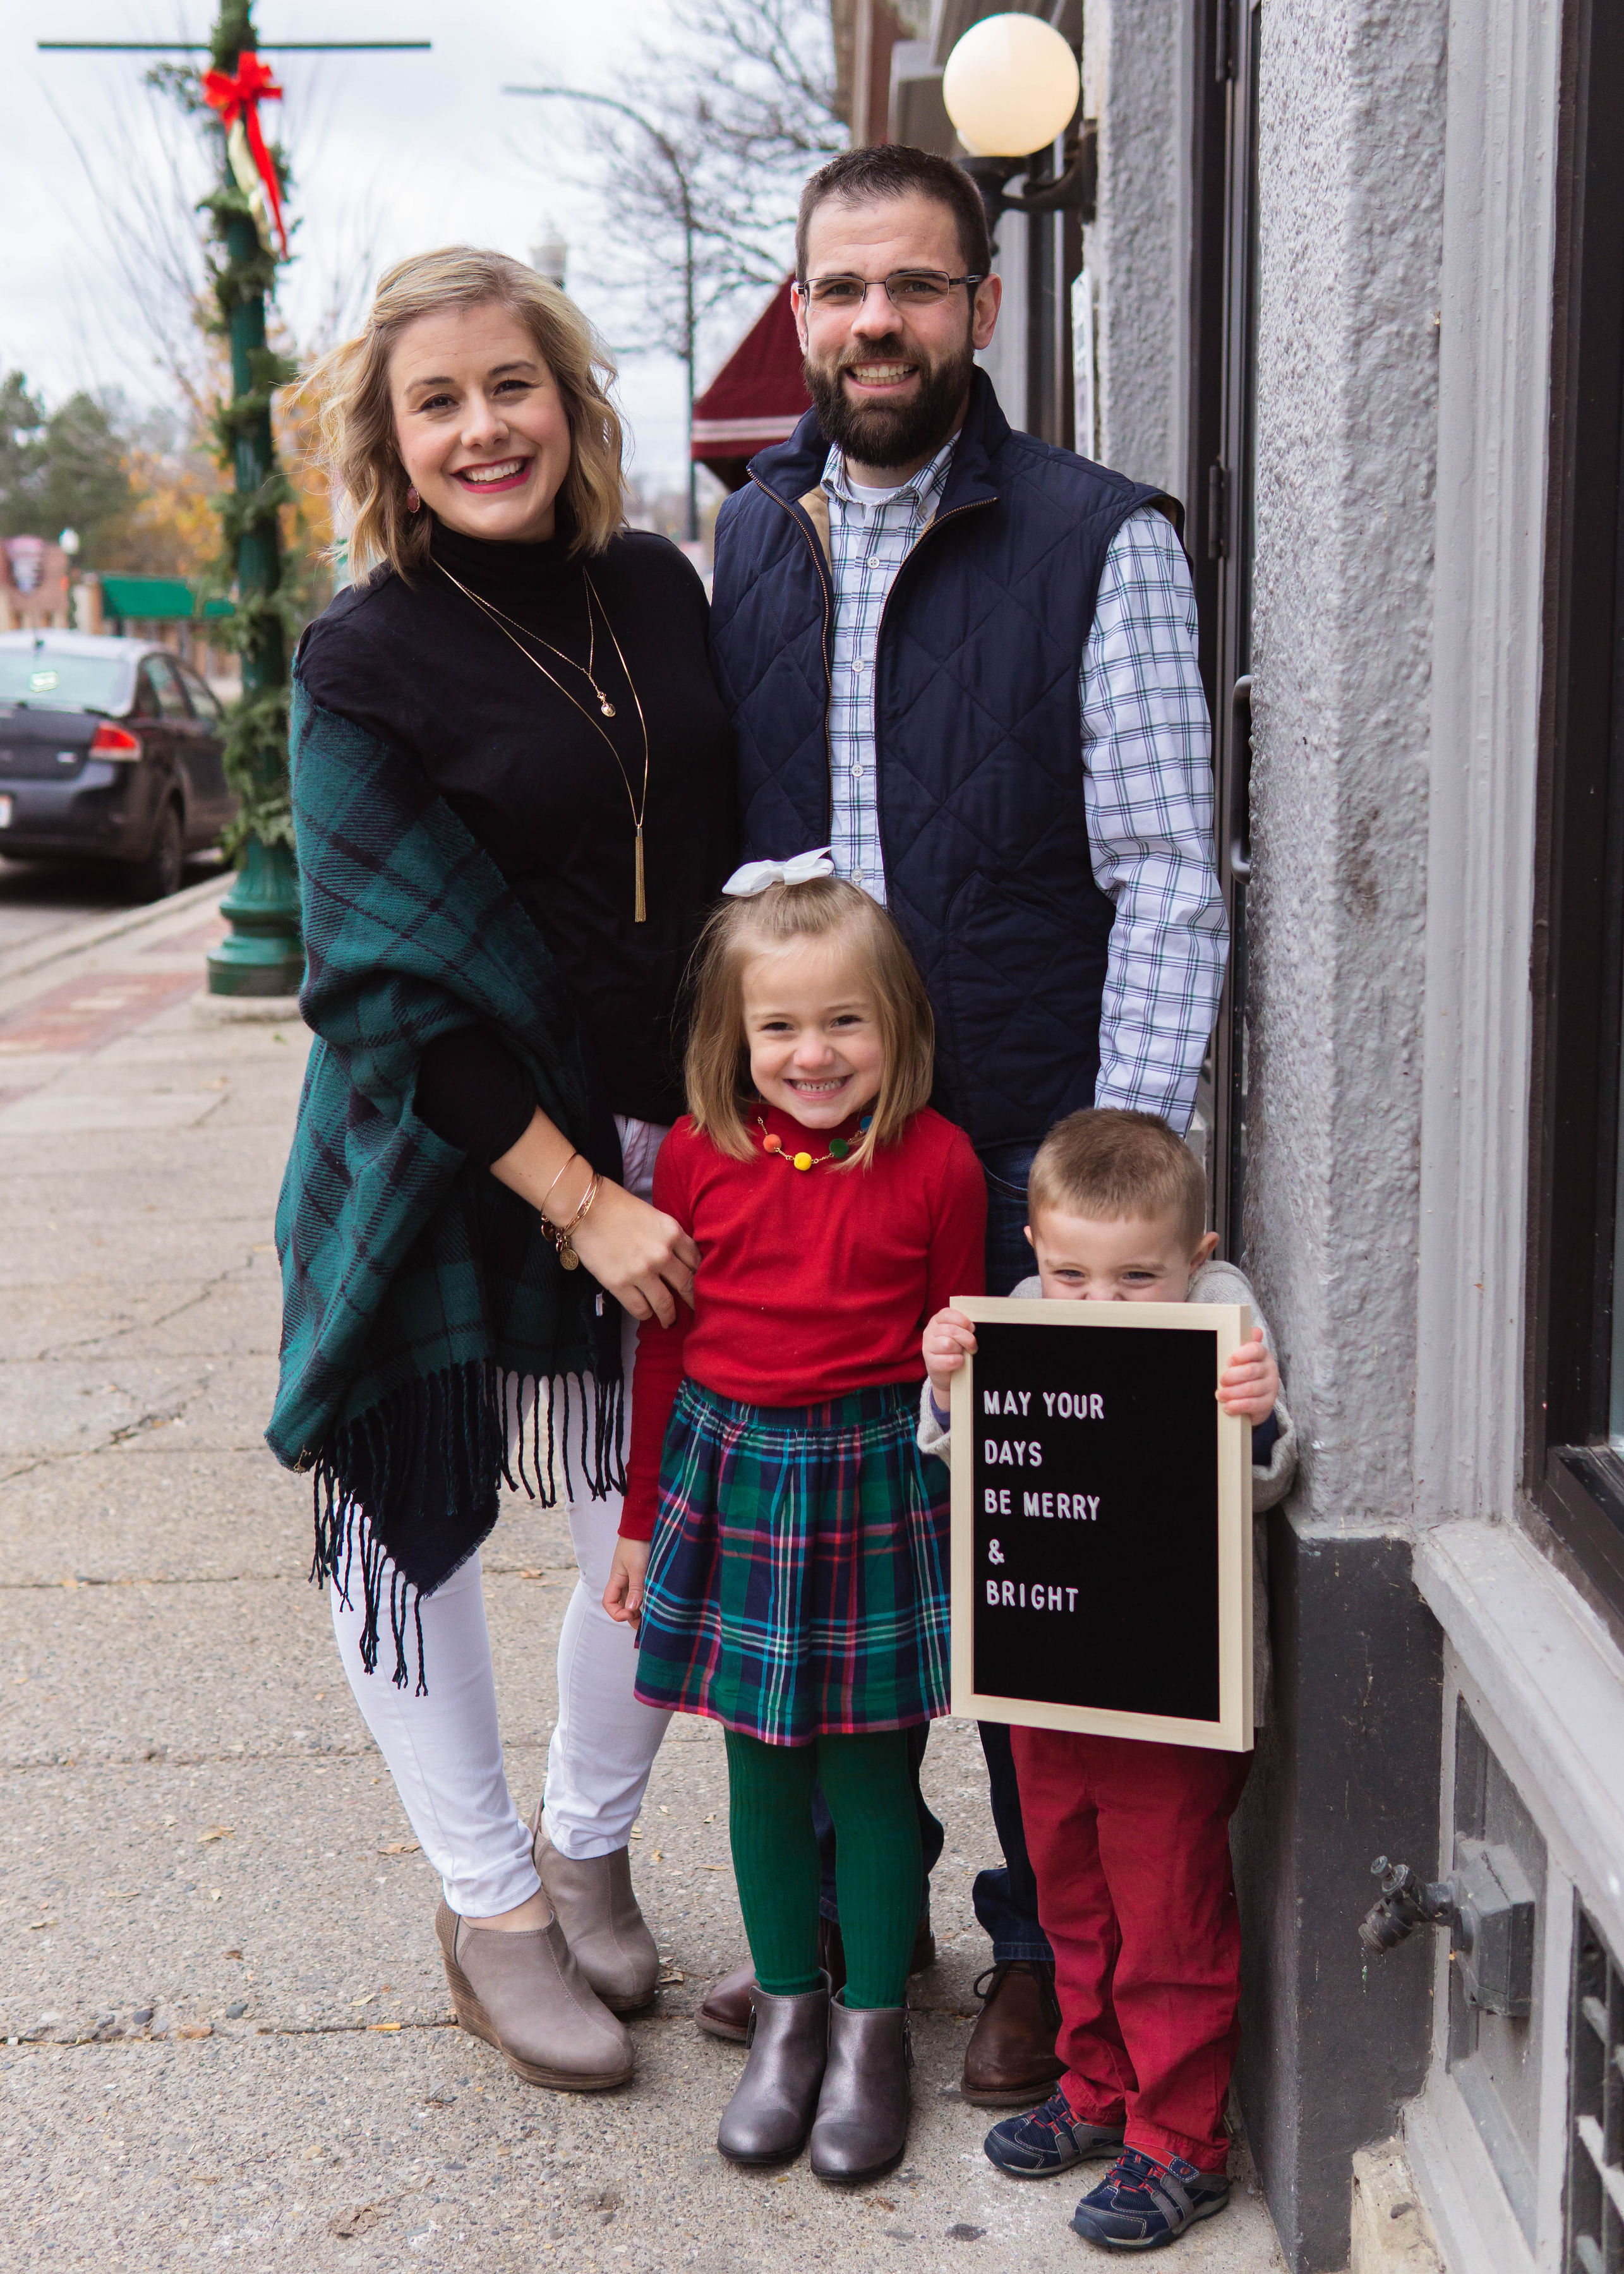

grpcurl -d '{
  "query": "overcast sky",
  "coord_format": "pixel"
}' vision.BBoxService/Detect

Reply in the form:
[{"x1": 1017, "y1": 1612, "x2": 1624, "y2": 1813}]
[{"x1": 0, "y1": 0, "x2": 764, "y2": 493}]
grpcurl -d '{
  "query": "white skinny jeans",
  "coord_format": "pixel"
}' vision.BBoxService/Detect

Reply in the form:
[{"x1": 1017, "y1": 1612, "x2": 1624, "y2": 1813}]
[{"x1": 330, "y1": 1117, "x2": 673, "y2": 1918}]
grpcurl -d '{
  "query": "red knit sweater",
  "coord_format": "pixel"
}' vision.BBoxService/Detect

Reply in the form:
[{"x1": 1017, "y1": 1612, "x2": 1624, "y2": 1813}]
[{"x1": 619, "y1": 1103, "x2": 988, "y2": 1539}]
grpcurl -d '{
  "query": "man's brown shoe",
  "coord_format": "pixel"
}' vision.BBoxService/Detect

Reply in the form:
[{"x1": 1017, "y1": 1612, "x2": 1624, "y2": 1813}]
[
  {"x1": 958, "y1": 1960, "x2": 1065, "y2": 2107},
  {"x1": 696, "y1": 1917, "x2": 937, "y2": 2045},
  {"x1": 696, "y1": 1959, "x2": 756, "y2": 2045}
]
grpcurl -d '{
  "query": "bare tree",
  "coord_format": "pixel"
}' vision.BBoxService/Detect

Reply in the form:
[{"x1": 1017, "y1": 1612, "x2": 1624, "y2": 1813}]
[
  {"x1": 43, "y1": 60, "x2": 379, "y2": 420},
  {"x1": 508, "y1": 1, "x2": 847, "y2": 539},
  {"x1": 43, "y1": 70, "x2": 220, "y2": 419},
  {"x1": 515, "y1": 2, "x2": 845, "y2": 337},
  {"x1": 654, "y1": 0, "x2": 850, "y2": 268}
]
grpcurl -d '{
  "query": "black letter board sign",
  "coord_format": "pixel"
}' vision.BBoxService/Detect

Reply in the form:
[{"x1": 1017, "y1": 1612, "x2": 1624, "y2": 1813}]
[{"x1": 949, "y1": 1297, "x2": 1253, "y2": 1750}]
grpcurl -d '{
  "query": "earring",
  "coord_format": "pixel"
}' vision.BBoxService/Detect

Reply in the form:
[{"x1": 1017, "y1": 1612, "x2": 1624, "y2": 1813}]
[{"x1": 406, "y1": 485, "x2": 420, "y2": 514}]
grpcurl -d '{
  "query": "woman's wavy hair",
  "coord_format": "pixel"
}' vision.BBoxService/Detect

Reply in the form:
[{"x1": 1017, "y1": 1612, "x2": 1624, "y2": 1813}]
[
  {"x1": 683, "y1": 877, "x2": 935, "y2": 1169},
  {"x1": 299, "y1": 246, "x2": 627, "y2": 580}
]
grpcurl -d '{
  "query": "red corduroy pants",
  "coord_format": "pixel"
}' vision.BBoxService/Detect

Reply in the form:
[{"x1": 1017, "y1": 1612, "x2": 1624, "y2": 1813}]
[{"x1": 1011, "y1": 1727, "x2": 1253, "y2": 2172}]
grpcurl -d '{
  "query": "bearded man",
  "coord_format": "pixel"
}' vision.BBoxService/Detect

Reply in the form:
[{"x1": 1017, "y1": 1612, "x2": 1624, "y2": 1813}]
[{"x1": 698, "y1": 145, "x2": 1228, "y2": 2108}]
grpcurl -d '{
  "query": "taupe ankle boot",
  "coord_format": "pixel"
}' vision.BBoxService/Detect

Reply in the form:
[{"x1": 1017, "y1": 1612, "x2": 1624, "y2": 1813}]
[
  {"x1": 531, "y1": 1806, "x2": 661, "y2": 2013},
  {"x1": 436, "y1": 1900, "x2": 632, "y2": 2091},
  {"x1": 809, "y1": 1994, "x2": 912, "y2": 2184},
  {"x1": 717, "y1": 1978, "x2": 831, "y2": 2167}
]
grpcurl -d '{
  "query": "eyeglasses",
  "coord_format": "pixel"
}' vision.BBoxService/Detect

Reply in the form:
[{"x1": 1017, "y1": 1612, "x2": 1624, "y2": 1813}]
[{"x1": 797, "y1": 270, "x2": 987, "y2": 311}]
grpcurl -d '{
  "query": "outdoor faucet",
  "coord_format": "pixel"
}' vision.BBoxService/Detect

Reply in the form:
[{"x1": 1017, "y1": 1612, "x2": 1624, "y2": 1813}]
[
  {"x1": 1357, "y1": 1850, "x2": 1536, "y2": 2017},
  {"x1": 1358, "y1": 1856, "x2": 1454, "y2": 1953}
]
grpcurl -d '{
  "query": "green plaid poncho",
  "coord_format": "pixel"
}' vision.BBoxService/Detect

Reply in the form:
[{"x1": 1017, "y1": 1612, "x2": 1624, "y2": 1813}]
[{"x1": 267, "y1": 683, "x2": 622, "y2": 1684}]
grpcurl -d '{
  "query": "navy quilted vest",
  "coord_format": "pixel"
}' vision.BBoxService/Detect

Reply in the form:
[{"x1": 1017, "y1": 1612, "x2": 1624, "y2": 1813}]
[{"x1": 708, "y1": 369, "x2": 1169, "y2": 1149}]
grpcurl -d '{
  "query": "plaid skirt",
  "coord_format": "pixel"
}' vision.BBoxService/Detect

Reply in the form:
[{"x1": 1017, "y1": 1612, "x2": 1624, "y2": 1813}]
[{"x1": 633, "y1": 1378, "x2": 951, "y2": 1745}]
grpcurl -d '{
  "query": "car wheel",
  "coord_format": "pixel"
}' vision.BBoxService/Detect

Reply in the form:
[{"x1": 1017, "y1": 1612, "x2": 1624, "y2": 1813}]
[{"x1": 127, "y1": 800, "x2": 184, "y2": 903}]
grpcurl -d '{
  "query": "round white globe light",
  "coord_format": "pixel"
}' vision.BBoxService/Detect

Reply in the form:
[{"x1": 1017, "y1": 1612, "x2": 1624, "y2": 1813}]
[{"x1": 942, "y1": 13, "x2": 1081, "y2": 158}]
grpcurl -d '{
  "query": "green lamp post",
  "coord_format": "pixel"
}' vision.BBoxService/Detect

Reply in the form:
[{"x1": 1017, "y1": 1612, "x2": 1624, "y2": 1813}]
[{"x1": 201, "y1": 0, "x2": 303, "y2": 997}]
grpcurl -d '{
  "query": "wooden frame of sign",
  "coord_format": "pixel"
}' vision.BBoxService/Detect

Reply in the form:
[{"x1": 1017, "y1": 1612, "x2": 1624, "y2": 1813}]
[{"x1": 949, "y1": 1297, "x2": 1253, "y2": 1751}]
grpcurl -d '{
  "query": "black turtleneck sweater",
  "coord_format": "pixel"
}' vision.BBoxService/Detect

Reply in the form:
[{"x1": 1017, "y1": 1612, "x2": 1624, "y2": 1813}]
[{"x1": 296, "y1": 519, "x2": 736, "y2": 1147}]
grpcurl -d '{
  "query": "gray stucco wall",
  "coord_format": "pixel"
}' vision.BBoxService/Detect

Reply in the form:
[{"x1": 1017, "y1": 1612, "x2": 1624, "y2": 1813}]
[
  {"x1": 1236, "y1": 3, "x2": 1451, "y2": 2265},
  {"x1": 1081, "y1": 0, "x2": 1188, "y2": 496},
  {"x1": 1246, "y1": 0, "x2": 1448, "y2": 1538}
]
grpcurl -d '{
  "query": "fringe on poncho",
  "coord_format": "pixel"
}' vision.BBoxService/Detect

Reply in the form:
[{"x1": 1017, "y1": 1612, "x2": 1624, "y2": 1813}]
[{"x1": 268, "y1": 683, "x2": 623, "y2": 1690}]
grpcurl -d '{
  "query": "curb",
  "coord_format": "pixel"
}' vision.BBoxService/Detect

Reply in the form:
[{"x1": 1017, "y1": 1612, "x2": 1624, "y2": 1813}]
[
  {"x1": 191, "y1": 990, "x2": 303, "y2": 1026},
  {"x1": 0, "y1": 868, "x2": 232, "y2": 989}
]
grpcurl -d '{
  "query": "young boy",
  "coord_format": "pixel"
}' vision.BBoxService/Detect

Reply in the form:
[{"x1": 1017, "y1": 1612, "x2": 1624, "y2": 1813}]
[{"x1": 918, "y1": 1108, "x2": 1296, "y2": 2253}]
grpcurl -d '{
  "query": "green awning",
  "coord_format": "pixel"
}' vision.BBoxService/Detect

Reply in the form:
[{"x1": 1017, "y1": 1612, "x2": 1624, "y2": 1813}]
[
  {"x1": 100, "y1": 576, "x2": 195, "y2": 620},
  {"x1": 99, "y1": 577, "x2": 236, "y2": 622}
]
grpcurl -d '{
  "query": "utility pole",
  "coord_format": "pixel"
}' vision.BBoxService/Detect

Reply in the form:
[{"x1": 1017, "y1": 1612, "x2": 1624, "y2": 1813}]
[
  {"x1": 503, "y1": 84, "x2": 700, "y2": 544},
  {"x1": 42, "y1": 9, "x2": 429, "y2": 997}
]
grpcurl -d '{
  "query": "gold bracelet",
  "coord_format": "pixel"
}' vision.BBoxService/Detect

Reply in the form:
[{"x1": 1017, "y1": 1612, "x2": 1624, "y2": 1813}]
[
  {"x1": 553, "y1": 1171, "x2": 600, "y2": 1272},
  {"x1": 539, "y1": 1151, "x2": 586, "y2": 1225}
]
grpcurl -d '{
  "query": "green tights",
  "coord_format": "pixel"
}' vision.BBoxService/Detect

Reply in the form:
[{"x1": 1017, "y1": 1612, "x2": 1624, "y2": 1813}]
[{"x1": 723, "y1": 1727, "x2": 922, "y2": 2011}]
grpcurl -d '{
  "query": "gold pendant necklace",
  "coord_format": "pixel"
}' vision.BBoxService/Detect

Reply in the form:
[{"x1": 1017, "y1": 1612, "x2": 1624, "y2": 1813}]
[
  {"x1": 442, "y1": 567, "x2": 618, "y2": 716},
  {"x1": 436, "y1": 560, "x2": 650, "y2": 921}
]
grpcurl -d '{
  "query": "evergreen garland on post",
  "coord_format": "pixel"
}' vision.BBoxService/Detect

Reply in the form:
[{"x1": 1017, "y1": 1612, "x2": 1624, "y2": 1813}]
[
  {"x1": 204, "y1": 0, "x2": 296, "y2": 855},
  {"x1": 198, "y1": 0, "x2": 304, "y2": 994}
]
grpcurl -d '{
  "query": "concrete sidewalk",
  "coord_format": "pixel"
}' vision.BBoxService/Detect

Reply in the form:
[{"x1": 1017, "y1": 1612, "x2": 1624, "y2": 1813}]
[{"x1": 0, "y1": 899, "x2": 1287, "y2": 2273}]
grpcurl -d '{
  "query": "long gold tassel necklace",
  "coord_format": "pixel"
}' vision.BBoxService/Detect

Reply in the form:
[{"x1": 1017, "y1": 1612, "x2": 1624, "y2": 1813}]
[{"x1": 435, "y1": 561, "x2": 652, "y2": 922}]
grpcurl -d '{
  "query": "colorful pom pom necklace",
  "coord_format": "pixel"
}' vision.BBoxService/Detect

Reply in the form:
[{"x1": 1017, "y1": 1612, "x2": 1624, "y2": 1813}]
[{"x1": 757, "y1": 1112, "x2": 873, "y2": 1171}]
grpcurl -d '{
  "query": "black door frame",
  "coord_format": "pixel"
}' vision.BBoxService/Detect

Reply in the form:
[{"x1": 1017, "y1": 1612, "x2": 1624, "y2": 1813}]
[{"x1": 1188, "y1": 0, "x2": 1261, "y2": 1260}]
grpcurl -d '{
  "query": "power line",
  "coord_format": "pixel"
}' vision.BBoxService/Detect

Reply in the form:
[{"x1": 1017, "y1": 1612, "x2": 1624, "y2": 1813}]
[{"x1": 40, "y1": 40, "x2": 431, "y2": 51}]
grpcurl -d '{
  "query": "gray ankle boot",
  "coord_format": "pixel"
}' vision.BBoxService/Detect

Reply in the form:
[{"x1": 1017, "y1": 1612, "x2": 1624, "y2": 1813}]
[
  {"x1": 809, "y1": 1994, "x2": 912, "y2": 2184},
  {"x1": 435, "y1": 1901, "x2": 632, "y2": 2091},
  {"x1": 532, "y1": 1807, "x2": 660, "y2": 2013},
  {"x1": 717, "y1": 1977, "x2": 831, "y2": 2166}
]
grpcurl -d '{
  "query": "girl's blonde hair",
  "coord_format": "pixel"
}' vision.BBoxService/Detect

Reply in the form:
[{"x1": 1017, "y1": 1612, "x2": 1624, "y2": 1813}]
[
  {"x1": 684, "y1": 877, "x2": 935, "y2": 1168},
  {"x1": 299, "y1": 246, "x2": 627, "y2": 581}
]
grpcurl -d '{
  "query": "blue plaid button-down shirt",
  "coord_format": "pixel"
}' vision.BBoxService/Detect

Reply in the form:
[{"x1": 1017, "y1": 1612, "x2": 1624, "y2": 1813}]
[{"x1": 821, "y1": 442, "x2": 1227, "y2": 1133}]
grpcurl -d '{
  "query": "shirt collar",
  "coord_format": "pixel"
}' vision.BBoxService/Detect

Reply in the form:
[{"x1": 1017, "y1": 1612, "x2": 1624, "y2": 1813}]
[{"x1": 821, "y1": 434, "x2": 956, "y2": 513}]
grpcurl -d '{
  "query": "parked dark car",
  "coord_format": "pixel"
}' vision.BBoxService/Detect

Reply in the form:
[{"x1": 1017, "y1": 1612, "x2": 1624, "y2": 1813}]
[{"x1": 0, "y1": 631, "x2": 237, "y2": 900}]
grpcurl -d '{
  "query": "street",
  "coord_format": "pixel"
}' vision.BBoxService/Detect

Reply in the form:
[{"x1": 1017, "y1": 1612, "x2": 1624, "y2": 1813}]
[
  {"x1": 0, "y1": 889, "x2": 1287, "y2": 2270},
  {"x1": 0, "y1": 853, "x2": 227, "y2": 960}
]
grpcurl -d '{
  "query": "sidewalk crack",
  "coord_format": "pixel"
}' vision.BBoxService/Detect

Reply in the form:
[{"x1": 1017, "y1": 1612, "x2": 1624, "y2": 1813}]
[
  {"x1": 33, "y1": 1244, "x2": 260, "y2": 1363},
  {"x1": 0, "y1": 1364, "x2": 220, "y2": 1481}
]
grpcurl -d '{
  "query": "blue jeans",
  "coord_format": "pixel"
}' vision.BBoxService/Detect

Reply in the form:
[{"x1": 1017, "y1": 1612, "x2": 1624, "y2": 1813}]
[{"x1": 817, "y1": 1140, "x2": 1054, "y2": 1964}]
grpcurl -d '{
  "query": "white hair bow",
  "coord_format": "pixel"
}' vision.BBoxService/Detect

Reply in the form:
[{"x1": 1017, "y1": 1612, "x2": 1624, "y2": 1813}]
[{"x1": 721, "y1": 847, "x2": 836, "y2": 898}]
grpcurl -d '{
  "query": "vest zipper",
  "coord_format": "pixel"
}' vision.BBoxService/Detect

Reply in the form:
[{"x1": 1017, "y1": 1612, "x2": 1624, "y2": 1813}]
[
  {"x1": 870, "y1": 496, "x2": 997, "y2": 886},
  {"x1": 750, "y1": 474, "x2": 837, "y2": 838},
  {"x1": 749, "y1": 478, "x2": 997, "y2": 858}
]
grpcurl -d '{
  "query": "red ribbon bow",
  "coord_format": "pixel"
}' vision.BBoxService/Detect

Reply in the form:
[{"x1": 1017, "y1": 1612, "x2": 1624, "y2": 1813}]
[{"x1": 202, "y1": 50, "x2": 288, "y2": 257}]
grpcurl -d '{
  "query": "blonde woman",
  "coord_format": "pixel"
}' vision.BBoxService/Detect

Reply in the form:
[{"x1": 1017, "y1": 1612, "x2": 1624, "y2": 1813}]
[{"x1": 268, "y1": 248, "x2": 735, "y2": 2090}]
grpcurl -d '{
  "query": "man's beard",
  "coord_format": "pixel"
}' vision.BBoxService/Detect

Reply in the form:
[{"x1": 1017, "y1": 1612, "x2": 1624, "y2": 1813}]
[{"x1": 805, "y1": 332, "x2": 976, "y2": 471}]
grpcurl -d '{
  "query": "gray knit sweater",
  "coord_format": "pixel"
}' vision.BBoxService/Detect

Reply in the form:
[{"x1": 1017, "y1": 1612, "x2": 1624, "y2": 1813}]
[{"x1": 917, "y1": 1259, "x2": 1297, "y2": 1721}]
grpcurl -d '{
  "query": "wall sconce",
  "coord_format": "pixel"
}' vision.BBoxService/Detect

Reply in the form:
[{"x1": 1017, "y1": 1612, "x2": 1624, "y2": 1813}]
[{"x1": 942, "y1": 12, "x2": 1095, "y2": 250}]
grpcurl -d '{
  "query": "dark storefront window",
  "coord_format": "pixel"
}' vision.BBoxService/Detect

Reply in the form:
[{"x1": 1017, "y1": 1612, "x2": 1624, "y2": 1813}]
[{"x1": 1528, "y1": 0, "x2": 1624, "y2": 1618}]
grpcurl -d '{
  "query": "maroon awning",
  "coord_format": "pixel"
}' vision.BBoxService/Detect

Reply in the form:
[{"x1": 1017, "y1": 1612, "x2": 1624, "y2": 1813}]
[{"x1": 692, "y1": 279, "x2": 811, "y2": 492}]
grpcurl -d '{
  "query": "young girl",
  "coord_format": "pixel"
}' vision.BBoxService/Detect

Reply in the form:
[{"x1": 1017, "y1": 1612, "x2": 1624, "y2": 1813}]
[{"x1": 603, "y1": 858, "x2": 985, "y2": 2183}]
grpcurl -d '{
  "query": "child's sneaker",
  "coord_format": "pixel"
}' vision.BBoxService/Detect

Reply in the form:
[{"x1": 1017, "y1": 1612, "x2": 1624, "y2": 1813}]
[
  {"x1": 983, "y1": 2090, "x2": 1126, "y2": 2177},
  {"x1": 1069, "y1": 2148, "x2": 1229, "y2": 2249}
]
